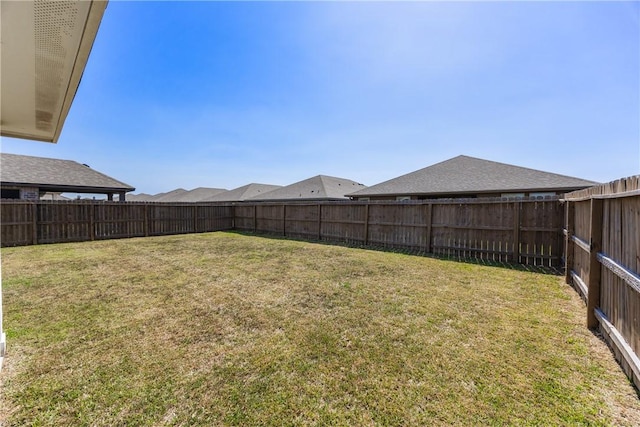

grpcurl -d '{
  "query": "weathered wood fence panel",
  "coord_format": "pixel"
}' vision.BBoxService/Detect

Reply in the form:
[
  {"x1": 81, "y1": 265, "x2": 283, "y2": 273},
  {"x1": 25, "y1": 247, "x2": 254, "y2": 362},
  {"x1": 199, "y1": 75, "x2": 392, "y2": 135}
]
[
  {"x1": 234, "y1": 198, "x2": 563, "y2": 268},
  {"x1": 196, "y1": 205, "x2": 234, "y2": 233},
  {"x1": 320, "y1": 203, "x2": 367, "y2": 244},
  {"x1": 520, "y1": 200, "x2": 565, "y2": 267},
  {"x1": 233, "y1": 204, "x2": 257, "y2": 232},
  {"x1": 283, "y1": 204, "x2": 319, "y2": 240},
  {"x1": 94, "y1": 203, "x2": 146, "y2": 240},
  {"x1": 36, "y1": 202, "x2": 91, "y2": 244},
  {"x1": 0, "y1": 201, "x2": 34, "y2": 246},
  {"x1": 148, "y1": 204, "x2": 194, "y2": 236},
  {"x1": 569, "y1": 199, "x2": 592, "y2": 299},
  {"x1": 368, "y1": 203, "x2": 426, "y2": 250},
  {"x1": 431, "y1": 201, "x2": 517, "y2": 263},
  {"x1": 0, "y1": 201, "x2": 233, "y2": 246},
  {"x1": 2, "y1": 199, "x2": 563, "y2": 269},
  {"x1": 255, "y1": 204, "x2": 285, "y2": 235},
  {"x1": 564, "y1": 176, "x2": 640, "y2": 389}
]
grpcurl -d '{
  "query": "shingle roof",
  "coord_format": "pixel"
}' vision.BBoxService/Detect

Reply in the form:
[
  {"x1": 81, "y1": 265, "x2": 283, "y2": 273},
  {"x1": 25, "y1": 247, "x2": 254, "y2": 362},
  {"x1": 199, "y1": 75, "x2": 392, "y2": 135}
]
[
  {"x1": 149, "y1": 188, "x2": 188, "y2": 202},
  {"x1": 125, "y1": 193, "x2": 155, "y2": 202},
  {"x1": 247, "y1": 175, "x2": 366, "y2": 201},
  {"x1": 167, "y1": 187, "x2": 227, "y2": 202},
  {"x1": 126, "y1": 187, "x2": 228, "y2": 202},
  {"x1": 347, "y1": 155, "x2": 598, "y2": 197},
  {"x1": 202, "y1": 183, "x2": 282, "y2": 202},
  {"x1": 0, "y1": 153, "x2": 134, "y2": 192}
]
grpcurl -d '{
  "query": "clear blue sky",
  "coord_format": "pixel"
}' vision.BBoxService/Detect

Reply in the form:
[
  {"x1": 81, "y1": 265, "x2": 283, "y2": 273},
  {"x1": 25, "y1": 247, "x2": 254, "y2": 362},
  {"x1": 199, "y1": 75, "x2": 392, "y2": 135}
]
[{"x1": 2, "y1": 1, "x2": 639, "y2": 195}]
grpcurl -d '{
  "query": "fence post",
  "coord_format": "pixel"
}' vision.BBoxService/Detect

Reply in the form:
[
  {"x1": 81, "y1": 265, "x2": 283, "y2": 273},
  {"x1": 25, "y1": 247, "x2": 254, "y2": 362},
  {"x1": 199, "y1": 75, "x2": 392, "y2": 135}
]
[
  {"x1": 144, "y1": 204, "x2": 149, "y2": 237},
  {"x1": 282, "y1": 204, "x2": 286, "y2": 236},
  {"x1": 564, "y1": 201, "x2": 575, "y2": 284},
  {"x1": 231, "y1": 204, "x2": 236, "y2": 230},
  {"x1": 31, "y1": 201, "x2": 38, "y2": 245},
  {"x1": 317, "y1": 204, "x2": 322, "y2": 240},
  {"x1": 363, "y1": 203, "x2": 370, "y2": 246},
  {"x1": 424, "y1": 203, "x2": 432, "y2": 253},
  {"x1": 254, "y1": 204, "x2": 258, "y2": 233},
  {"x1": 587, "y1": 198, "x2": 603, "y2": 329},
  {"x1": 89, "y1": 203, "x2": 95, "y2": 241},
  {"x1": 512, "y1": 201, "x2": 521, "y2": 264},
  {"x1": 193, "y1": 205, "x2": 198, "y2": 233}
]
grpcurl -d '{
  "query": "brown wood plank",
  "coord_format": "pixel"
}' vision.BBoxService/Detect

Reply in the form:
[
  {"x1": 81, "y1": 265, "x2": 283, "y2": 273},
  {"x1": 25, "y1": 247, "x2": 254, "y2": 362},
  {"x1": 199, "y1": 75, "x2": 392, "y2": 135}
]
[{"x1": 587, "y1": 198, "x2": 604, "y2": 329}]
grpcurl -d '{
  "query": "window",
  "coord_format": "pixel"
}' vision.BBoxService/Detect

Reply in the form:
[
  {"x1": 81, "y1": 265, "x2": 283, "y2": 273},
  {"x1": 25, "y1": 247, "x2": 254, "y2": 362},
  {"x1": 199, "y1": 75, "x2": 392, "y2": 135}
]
[
  {"x1": 529, "y1": 192, "x2": 556, "y2": 199},
  {"x1": 1, "y1": 189, "x2": 20, "y2": 199},
  {"x1": 501, "y1": 193, "x2": 525, "y2": 199}
]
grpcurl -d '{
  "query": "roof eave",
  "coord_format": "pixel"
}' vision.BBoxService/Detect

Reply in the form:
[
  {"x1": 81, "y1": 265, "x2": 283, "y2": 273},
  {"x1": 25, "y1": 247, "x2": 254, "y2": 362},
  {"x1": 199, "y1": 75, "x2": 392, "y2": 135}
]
[
  {"x1": 52, "y1": 1, "x2": 109, "y2": 143},
  {"x1": 350, "y1": 185, "x2": 597, "y2": 198},
  {"x1": 1, "y1": 182, "x2": 134, "y2": 194},
  {"x1": 0, "y1": 1, "x2": 109, "y2": 143}
]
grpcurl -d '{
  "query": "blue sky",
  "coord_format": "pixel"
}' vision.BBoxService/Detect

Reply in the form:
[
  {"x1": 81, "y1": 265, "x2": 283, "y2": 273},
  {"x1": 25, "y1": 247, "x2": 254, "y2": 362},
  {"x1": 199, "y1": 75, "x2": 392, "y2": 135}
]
[{"x1": 2, "y1": 1, "x2": 639, "y2": 195}]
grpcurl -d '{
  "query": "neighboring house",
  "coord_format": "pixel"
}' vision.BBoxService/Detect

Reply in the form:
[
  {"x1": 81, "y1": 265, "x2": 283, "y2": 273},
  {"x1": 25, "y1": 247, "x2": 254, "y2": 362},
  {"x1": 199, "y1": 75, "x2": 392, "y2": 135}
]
[
  {"x1": 40, "y1": 192, "x2": 71, "y2": 201},
  {"x1": 347, "y1": 155, "x2": 598, "y2": 201},
  {"x1": 202, "y1": 183, "x2": 282, "y2": 202},
  {"x1": 0, "y1": 153, "x2": 135, "y2": 201},
  {"x1": 164, "y1": 187, "x2": 227, "y2": 202},
  {"x1": 149, "y1": 188, "x2": 189, "y2": 202},
  {"x1": 127, "y1": 187, "x2": 228, "y2": 202},
  {"x1": 247, "y1": 175, "x2": 366, "y2": 202},
  {"x1": 125, "y1": 193, "x2": 156, "y2": 202}
]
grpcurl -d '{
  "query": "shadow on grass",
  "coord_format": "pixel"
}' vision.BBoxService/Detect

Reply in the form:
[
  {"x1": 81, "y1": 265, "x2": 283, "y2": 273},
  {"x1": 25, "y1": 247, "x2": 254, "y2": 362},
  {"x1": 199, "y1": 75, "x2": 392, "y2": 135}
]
[
  {"x1": 591, "y1": 329, "x2": 640, "y2": 397},
  {"x1": 230, "y1": 230, "x2": 563, "y2": 276}
]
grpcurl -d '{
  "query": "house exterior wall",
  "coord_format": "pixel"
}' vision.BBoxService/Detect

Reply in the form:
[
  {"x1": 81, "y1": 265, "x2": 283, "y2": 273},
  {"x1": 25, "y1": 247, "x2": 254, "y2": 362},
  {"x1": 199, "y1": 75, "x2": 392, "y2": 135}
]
[
  {"x1": 0, "y1": 185, "x2": 39, "y2": 200},
  {"x1": 352, "y1": 190, "x2": 564, "y2": 201},
  {"x1": 20, "y1": 187, "x2": 39, "y2": 200}
]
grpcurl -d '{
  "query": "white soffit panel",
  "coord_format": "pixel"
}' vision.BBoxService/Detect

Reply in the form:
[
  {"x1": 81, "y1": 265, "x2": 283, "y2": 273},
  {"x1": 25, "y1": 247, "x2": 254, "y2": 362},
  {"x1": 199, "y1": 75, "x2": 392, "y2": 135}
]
[{"x1": 0, "y1": 0, "x2": 108, "y2": 143}]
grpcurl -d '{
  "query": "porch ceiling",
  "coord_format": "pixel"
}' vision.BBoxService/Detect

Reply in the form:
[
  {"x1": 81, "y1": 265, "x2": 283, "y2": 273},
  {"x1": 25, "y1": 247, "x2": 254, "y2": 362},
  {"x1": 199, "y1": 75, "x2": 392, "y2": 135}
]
[{"x1": 0, "y1": 0, "x2": 108, "y2": 143}]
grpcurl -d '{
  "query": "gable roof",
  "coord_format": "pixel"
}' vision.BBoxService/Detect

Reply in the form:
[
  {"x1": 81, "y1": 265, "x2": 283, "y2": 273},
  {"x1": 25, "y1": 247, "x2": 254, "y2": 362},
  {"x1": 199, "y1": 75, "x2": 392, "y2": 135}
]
[
  {"x1": 125, "y1": 193, "x2": 155, "y2": 202},
  {"x1": 247, "y1": 175, "x2": 366, "y2": 201},
  {"x1": 167, "y1": 187, "x2": 227, "y2": 202},
  {"x1": 0, "y1": 153, "x2": 134, "y2": 193},
  {"x1": 347, "y1": 155, "x2": 598, "y2": 198},
  {"x1": 126, "y1": 187, "x2": 228, "y2": 202},
  {"x1": 202, "y1": 183, "x2": 282, "y2": 202},
  {"x1": 145, "y1": 188, "x2": 187, "y2": 202}
]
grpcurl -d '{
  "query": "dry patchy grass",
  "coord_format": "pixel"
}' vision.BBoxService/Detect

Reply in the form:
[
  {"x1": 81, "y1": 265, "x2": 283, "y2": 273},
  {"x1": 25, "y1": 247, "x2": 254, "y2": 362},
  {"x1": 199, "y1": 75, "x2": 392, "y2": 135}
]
[{"x1": 1, "y1": 232, "x2": 638, "y2": 426}]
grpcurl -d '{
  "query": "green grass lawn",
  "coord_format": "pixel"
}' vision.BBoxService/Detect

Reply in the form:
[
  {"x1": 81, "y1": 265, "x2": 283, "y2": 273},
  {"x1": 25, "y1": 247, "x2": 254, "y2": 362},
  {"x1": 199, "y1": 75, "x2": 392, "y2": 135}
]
[{"x1": 1, "y1": 232, "x2": 638, "y2": 426}]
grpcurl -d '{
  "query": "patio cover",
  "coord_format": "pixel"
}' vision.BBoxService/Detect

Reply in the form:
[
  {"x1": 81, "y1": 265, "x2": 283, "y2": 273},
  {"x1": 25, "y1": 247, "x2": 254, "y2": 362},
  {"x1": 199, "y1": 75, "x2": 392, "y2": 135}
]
[{"x1": 0, "y1": 0, "x2": 108, "y2": 143}]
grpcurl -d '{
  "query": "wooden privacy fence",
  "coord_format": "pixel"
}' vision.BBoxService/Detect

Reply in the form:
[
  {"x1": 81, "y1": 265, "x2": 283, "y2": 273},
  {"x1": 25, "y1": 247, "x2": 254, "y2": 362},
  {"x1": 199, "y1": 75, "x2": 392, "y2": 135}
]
[
  {"x1": 2, "y1": 198, "x2": 564, "y2": 268},
  {"x1": 1, "y1": 200, "x2": 234, "y2": 246},
  {"x1": 563, "y1": 176, "x2": 640, "y2": 389},
  {"x1": 235, "y1": 198, "x2": 564, "y2": 268}
]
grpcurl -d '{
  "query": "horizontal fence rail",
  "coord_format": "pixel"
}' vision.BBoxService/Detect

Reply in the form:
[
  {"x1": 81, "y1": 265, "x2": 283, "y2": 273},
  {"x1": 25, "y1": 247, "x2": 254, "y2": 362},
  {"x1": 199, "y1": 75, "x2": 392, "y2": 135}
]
[{"x1": 563, "y1": 175, "x2": 640, "y2": 390}]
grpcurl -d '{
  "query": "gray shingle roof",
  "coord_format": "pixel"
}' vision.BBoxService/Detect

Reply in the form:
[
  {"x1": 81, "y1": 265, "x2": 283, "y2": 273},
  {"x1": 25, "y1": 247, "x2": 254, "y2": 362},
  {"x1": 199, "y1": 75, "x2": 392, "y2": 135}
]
[
  {"x1": 202, "y1": 183, "x2": 282, "y2": 202},
  {"x1": 1, "y1": 153, "x2": 134, "y2": 192},
  {"x1": 126, "y1": 187, "x2": 228, "y2": 202},
  {"x1": 125, "y1": 193, "x2": 155, "y2": 202},
  {"x1": 347, "y1": 155, "x2": 598, "y2": 197},
  {"x1": 247, "y1": 175, "x2": 366, "y2": 201},
  {"x1": 149, "y1": 188, "x2": 188, "y2": 202},
  {"x1": 167, "y1": 187, "x2": 227, "y2": 202}
]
